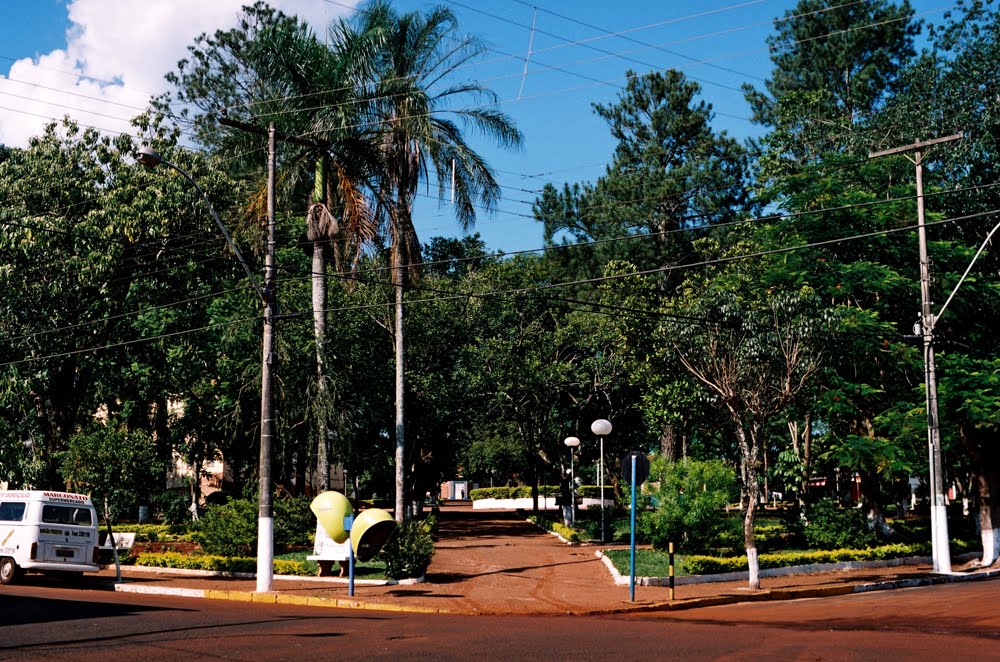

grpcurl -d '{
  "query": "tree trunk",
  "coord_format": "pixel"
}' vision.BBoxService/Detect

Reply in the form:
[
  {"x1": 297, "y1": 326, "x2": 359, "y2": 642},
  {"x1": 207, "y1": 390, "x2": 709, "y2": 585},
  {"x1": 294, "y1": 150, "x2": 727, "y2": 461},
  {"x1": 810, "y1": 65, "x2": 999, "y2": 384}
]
[
  {"x1": 735, "y1": 423, "x2": 762, "y2": 590},
  {"x1": 659, "y1": 424, "x2": 678, "y2": 462},
  {"x1": 961, "y1": 425, "x2": 1000, "y2": 566},
  {"x1": 393, "y1": 259, "x2": 406, "y2": 522},
  {"x1": 859, "y1": 470, "x2": 895, "y2": 539},
  {"x1": 313, "y1": 243, "x2": 330, "y2": 493}
]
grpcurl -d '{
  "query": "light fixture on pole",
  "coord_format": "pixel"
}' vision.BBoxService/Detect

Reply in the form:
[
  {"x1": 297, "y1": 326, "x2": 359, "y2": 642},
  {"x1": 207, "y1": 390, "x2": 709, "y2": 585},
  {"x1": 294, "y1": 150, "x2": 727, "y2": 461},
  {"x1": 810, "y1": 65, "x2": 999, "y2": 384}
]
[
  {"x1": 591, "y1": 419, "x2": 612, "y2": 542},
  {"x1": 136, "y1": 136, "x2": 279, "y2": 592},
  {"x1": 563, "y1": 436, "x2": 580, "y2": 526}
]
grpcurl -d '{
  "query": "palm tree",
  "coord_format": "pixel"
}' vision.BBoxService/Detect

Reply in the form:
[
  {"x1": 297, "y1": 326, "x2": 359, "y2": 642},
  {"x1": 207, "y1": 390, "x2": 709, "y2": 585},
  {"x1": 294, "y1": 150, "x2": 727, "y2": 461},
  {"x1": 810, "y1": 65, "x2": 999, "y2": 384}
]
[
  {"x1": 156, "y1": 4, "x2": 383, "y2": 492},
  {"x1": 250, "y1": 17, "x2": 383, "y2": 491},
  {"x1": 358, "y1": 1, "x2": 523, "y2": 520}
]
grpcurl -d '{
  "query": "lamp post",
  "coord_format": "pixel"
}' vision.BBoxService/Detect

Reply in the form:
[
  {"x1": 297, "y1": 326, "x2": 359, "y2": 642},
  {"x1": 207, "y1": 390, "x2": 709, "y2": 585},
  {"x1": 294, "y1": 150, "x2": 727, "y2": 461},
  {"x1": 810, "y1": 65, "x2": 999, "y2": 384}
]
[
  {"x1": 591, "y1": 419, "x2": 612, "y2": 542},
  {"x1": 563, "y1": 436, "x2": 580, "y2": 526},
  {"x1": 136, "y1": 131, "x2": 279, "y2": 592}
]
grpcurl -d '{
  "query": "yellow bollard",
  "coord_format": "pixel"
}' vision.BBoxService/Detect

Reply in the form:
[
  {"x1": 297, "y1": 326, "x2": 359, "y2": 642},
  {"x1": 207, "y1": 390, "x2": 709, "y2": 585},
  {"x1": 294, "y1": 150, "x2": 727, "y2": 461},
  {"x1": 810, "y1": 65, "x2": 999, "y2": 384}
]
[{"x1": 669, "y1": 542, "x2": 675, "y2": 601}]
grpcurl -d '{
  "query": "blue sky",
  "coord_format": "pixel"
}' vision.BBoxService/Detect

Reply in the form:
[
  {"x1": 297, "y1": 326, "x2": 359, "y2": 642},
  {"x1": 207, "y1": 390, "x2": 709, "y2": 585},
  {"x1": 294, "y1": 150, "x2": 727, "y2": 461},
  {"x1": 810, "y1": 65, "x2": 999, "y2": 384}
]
[{"x1": 0, "y1": 0, "x2": 950, "y2": 254}]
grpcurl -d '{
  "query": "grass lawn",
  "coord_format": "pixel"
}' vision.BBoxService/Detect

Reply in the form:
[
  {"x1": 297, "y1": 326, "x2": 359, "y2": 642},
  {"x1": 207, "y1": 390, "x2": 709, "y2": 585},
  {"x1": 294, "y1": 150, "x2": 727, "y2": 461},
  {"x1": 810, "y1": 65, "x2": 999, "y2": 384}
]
[
  {"x1": 602, "y1": 548, "x2": 694, "y2": 578},
  {"x1": 274, "y1": 550, "x2": 388, "y2": 579}
]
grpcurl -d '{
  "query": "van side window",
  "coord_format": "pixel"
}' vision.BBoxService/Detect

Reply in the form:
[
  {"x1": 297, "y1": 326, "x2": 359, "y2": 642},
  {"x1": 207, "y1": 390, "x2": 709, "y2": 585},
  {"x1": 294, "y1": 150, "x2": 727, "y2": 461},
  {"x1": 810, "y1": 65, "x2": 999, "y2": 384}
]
[{"x1": 0, "y1": 502, "x2": 26, "y2": 521}]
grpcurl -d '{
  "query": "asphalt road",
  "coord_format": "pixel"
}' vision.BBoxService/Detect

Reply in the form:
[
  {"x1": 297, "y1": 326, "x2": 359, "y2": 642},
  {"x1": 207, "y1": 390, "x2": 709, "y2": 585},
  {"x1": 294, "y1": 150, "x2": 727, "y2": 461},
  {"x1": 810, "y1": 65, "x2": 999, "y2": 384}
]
[{"x1": 1, "y1": 579, "x2": 997, "y2": 660}]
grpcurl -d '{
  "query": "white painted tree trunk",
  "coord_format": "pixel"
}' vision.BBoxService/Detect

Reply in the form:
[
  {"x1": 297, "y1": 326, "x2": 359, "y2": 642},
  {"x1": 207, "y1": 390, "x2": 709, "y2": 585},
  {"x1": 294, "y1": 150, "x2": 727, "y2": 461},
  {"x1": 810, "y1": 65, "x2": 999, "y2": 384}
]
[{"x1": 981, "y1": 525, "x2": 999, "y2": 566}]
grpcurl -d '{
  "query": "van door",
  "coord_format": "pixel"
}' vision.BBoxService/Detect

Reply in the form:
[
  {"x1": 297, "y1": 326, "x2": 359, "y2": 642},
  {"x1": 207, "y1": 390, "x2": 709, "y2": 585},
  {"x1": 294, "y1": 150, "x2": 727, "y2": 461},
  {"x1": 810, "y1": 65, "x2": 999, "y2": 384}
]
[{"x1": 36, "y1": 504, "x2": 97, "y2": 565}]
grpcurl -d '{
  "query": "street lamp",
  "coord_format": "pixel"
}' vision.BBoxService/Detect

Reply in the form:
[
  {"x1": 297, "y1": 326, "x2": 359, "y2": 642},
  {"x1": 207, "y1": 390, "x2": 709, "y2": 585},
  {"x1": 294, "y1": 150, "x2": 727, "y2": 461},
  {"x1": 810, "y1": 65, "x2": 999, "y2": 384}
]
[
  {"x1": 563, "y1": 436, "x2": 580, "y2": 526},
  {"x1": 136, "y1": 140, "x2": 279, "y2": 592},
  {"x1": 591, "y1": 419, "x2": 612, "y2": 542}
]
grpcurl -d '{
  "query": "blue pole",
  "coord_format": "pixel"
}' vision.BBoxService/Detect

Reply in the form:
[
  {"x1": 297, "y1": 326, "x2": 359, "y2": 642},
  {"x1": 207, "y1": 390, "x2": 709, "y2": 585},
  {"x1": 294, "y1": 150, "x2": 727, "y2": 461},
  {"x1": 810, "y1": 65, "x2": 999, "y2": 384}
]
[
  {"x1": 345, "y1": 514, "x2": 355, "y2": 597},
  {"x1": 630, "y1": 453, "x2": 637, "y2": 602}
]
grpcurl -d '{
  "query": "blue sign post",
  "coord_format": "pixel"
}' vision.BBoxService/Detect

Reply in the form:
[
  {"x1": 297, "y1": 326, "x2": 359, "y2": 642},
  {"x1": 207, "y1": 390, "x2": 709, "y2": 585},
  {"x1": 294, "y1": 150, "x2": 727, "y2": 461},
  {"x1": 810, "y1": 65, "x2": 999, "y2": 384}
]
[
  {"x1": 344, "y1": 514, "x2": 355, "y2": 597},
  {"x1": 621, "y1": 451, "x2": 650, "y2": 603},
  {"x1": 629, "y1": 454, "x2": 637, "y2": 602}
]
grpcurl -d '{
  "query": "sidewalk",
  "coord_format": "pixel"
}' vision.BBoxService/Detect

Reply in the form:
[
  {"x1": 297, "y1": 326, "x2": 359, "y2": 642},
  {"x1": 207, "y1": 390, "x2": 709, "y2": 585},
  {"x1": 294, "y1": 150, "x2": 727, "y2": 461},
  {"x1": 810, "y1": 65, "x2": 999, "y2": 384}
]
[{"x1": 99, "y1": 506, "x2": 1000, "y2": 615}]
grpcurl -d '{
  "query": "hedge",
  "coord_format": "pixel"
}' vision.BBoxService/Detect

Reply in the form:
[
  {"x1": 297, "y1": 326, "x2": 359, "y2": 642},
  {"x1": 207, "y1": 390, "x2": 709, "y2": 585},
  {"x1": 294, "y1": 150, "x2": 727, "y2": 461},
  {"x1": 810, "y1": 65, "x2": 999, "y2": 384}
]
[
  {"x1": 470, "y1": 485, "x2": 611, "y2": 500},
  {"x1": 681, "y1": 543, "x2": 933, "y2": 575},
  {"x1": 470, "y1": 486, "x2": 561, "y2": 500},
  {"x1": 118, "y1": 524, "x2": 193, "y2": 542},
  {"x1": 526, "y1": 516, "x2": 580, "y2": 543},
  {"x1": 135, "y1": 552, "x2": 314, "y2": 576}
]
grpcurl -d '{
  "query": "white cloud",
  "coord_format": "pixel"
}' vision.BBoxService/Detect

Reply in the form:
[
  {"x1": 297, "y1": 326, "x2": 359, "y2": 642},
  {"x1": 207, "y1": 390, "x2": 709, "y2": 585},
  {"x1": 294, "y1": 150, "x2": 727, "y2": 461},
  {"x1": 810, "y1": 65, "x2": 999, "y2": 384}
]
[{"x1": 0, "y1": 0, "x2": 358, "y2": 147}]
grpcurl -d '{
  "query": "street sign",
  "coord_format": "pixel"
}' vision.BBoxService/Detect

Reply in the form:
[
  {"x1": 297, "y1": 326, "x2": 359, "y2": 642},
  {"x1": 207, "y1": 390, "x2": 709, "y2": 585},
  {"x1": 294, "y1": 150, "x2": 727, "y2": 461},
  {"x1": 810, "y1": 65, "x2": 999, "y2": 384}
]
[{"x1": 621, "y1": 451, "x2": 650, "y2": 485}]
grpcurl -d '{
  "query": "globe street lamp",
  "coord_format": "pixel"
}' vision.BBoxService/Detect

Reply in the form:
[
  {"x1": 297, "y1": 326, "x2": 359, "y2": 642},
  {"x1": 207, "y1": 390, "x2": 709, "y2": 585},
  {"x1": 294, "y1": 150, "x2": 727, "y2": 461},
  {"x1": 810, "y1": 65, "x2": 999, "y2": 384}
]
[
  {"x1": 563, "y1": 436, "x2": 580, "y2": 526},
  {"x1": 591, "y1": 419, "x2": 612, "y2": 542},
  {"x1": 136, "y1": 140, "x2": 279, "y2": 592}
]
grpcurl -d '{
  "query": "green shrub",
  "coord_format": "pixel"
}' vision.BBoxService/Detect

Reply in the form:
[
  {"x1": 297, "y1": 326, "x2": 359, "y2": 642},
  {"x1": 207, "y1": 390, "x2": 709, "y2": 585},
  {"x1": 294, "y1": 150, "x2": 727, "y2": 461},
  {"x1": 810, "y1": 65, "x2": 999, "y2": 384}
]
[
  {"x1": 803, "y1": 500, "x2": 877, "y2": 550},
  {"x1": 642, "y1": 458, "x2": 739, "y2": 553},
  {"x1": 191, "y1": 498, "x2": 257, "y2": 557},
  {"x1": 376, "y1": 520, "x2": 435, "y2": 579},
  {"x1": 677, "y1": 543, "x2": 931, "y2": 575},
  {"x1": 126, "y1": 523, "x2": 193, "y2": 542},
  {"x1": 151, "y1": 490, "x2": 196, "y2": 525},
  {"x1": 527, "y1": 515, "x2": 580, "y2": 543},
  {"x1": 470, "y1": 487, "x2": 513, "y2": 500},
  {"x1": 420, "y1": 513, "x2": 438, "y2": 535},
  {"x1": 134, "y1": 551, "x2": 315, "y2": 576},
  {"x1": 273, "y1": 495, "x2": 314, "y2": 549}
]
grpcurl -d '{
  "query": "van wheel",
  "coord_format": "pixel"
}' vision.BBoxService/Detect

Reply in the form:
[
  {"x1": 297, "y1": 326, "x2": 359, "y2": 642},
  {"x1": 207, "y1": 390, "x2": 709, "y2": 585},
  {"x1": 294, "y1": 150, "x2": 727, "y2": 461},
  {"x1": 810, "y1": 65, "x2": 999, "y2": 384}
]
[{"x1": 0, "y1": 557, "x2": 19, "y2": 585}]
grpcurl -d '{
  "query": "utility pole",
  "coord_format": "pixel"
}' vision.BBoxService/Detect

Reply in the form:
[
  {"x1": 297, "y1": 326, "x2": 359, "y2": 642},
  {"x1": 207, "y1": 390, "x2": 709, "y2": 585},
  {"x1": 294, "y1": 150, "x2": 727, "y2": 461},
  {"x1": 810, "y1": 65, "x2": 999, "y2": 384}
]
[
  {"x1": 869, "y1": 132, "x2": 963, "y2": 574},
  {"x1": 217, "y1": 117, "x2": 322, "y2": 592},
  {"x1": 256, "y1": 123, "x2": 277, "y2": 592}
]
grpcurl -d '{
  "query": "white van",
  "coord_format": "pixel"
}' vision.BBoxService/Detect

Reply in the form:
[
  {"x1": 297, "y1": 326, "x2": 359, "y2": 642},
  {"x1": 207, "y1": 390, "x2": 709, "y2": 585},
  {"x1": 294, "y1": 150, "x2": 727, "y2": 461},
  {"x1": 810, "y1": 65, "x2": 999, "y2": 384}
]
[{"x1": 0, "y1": 490, "x2": 101, "y2": 584}]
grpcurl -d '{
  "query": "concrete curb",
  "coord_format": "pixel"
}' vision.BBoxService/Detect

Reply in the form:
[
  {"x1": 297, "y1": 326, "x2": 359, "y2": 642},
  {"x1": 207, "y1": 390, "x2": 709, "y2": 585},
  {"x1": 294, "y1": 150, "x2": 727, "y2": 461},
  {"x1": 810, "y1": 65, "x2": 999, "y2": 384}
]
[{"x1": 112, "y1": 582, "x2": 459, "y2": 614}]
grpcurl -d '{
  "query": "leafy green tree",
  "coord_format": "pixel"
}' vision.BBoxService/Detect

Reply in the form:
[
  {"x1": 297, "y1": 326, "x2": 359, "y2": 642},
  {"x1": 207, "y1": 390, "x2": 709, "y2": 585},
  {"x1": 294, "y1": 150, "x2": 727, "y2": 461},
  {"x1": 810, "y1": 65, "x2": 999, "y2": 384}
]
[
  {"x1": 642, "y1": 458, "x2": 739, "y2": 553},
  {"x1": 59, "y1": 425, "x2": 163, "y2": 525},
  {"x1": 745, "y1": 0, "x2": 918, "y2": 164},
  {"x1": 535, "y1": 69, "x2": 750, "y2": 284},
  {"x1": 669, "y1": 281, "x2": 828, "y2": 589}
]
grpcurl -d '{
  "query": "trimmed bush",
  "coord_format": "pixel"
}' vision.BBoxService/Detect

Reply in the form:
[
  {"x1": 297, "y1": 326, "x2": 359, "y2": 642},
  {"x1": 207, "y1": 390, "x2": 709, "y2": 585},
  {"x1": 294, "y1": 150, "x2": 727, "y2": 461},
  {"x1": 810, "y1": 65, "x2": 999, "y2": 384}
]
[
  {"x1": 679, "y1": 543, "x2": 931, "y2": 575},
  {"x1": 190, "y1": 494, "x2": 317, "y2": 557},
  {"x1": 273, "y1": 495, "x2": 314, "y2": 548},
  {"x1": 803, "y1": 500, "x2": 878, "y2": 550},
  {"x1": 376, "y1": 521, "x2": 435, "y2": 579},
  {"x1": 641, "y1": 458, "x2": 739, "y2": 553},
  {"x1": 470, "y1": 487, "x2": 513, "y2": 500},
  {"x1": 191, "y1": 498, "x2": 257, "y2": 557},
  {"x1": 527, "y1": 515, "x2": 580, "y2": 543},
  {"x1": 134, "y1": 552, "x2": 316, "y2": 576}
]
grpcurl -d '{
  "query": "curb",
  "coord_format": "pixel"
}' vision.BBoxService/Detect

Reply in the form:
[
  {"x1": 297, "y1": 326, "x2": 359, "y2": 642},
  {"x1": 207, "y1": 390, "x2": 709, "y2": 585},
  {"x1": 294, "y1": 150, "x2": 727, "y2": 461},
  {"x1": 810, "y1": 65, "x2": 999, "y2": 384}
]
[{"x1": 112, "y1": 582, "x2": 459, "y2": 614}]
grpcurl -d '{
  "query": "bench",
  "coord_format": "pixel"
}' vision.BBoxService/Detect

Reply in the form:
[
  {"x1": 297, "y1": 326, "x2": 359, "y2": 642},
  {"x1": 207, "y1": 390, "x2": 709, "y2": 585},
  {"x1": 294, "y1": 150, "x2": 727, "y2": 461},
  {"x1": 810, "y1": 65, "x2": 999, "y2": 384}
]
[{"x1": 307, "y1": 522, "x2": 351, "y2": 577}]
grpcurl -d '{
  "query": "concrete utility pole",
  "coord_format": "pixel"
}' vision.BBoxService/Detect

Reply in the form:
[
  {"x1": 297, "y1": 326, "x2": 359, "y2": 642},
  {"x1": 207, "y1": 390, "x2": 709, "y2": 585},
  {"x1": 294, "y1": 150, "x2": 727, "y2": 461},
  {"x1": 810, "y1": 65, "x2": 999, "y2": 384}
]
[
  {"x1": 869, "y1": 132, "x2": 963, "y2": 574},
  {"x1": 217, "y1": 117, "x2": 322, "y2": 592},
  {"x1": 256, "y1": 123, "x2": 277, "y2": 593}
]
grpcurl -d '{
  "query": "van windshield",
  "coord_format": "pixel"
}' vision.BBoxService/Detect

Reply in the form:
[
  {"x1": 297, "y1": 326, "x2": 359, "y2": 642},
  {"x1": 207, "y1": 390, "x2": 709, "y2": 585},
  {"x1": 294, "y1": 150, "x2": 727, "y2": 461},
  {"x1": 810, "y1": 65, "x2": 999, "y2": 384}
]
[
  {"x1": 0, "y1": 502, "x2": 26, "y2": 521},
  {"x1": 42, "y1": 505, "x2": 93, "y2": 526}
]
